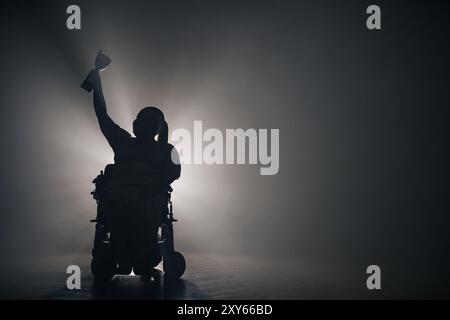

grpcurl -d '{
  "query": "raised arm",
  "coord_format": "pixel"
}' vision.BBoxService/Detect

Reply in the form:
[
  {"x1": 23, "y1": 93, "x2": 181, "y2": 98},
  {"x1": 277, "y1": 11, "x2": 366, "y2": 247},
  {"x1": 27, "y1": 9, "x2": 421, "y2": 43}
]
[
  {"x1": 88, "y1": 70, "x2": 130, "y2": 148},
  {"x1": 91, "y1": 71, "x2": 112, "y2": 130}
]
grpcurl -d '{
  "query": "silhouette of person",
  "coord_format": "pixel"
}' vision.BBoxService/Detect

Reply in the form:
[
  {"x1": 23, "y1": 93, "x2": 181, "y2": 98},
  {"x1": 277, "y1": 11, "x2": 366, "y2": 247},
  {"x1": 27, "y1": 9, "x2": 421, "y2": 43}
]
[{"x1": 88, "y1": 62, "x2": 180, "y2": 275}]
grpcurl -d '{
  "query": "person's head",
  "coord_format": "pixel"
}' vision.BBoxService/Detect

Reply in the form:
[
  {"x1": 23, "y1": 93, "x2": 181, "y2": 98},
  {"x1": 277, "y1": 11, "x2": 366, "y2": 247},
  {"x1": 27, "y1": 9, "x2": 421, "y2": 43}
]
[
  {"x1": 133, "y1": 106, "x2": 165, "y2": 141},
  {"x1": 159, "y1": 121, "x2": 169, "y2": 143}
]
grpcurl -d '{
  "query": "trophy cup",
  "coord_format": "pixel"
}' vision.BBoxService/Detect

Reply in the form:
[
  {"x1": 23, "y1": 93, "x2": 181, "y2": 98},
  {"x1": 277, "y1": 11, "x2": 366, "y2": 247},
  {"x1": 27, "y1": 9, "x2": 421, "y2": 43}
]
[{"x1": 81, "y1": 50, "x2": 111, "y2": 92}]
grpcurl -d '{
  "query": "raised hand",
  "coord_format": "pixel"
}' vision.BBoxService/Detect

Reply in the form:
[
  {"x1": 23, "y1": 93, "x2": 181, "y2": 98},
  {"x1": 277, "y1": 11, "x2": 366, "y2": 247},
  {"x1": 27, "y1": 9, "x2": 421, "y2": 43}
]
[
  {"x1": 81, "y1": 51, "x2": 111, "y2": 92},
  {"x1": 94, "y1": 50, "x2": 111, "y2": 71}
]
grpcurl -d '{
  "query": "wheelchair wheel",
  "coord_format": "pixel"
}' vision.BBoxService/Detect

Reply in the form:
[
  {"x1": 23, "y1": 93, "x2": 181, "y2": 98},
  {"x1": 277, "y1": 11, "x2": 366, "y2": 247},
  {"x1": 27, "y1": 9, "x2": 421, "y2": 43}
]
[
  {"x1": 163, "y1": 251, "x2": 186, "y2": 279},
  {"x1": 91, "y1": 259, "x2": 116, "y2": 281},
  {"x1": 91, "y1": 242, "x2": 116, "y2": 279}
]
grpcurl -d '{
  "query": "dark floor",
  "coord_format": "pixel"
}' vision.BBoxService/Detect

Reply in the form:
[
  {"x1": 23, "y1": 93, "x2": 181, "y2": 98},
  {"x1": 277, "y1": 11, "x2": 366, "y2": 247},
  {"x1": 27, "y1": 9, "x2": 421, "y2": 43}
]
[{"x1": 0, "y1": 252, "x2": 447, "y2": 299}]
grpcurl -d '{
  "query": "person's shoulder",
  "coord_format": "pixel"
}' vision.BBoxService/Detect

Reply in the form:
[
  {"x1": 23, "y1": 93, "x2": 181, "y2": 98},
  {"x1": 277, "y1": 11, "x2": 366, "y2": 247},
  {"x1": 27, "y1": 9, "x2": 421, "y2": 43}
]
[
  {"x1": 166, "y1": 142, "x2": 176, "y2": 150},
  {"x1": 158, "y1": 141, "x2": 175, "y2": 151},
  {"x1": 116, "y1": 126, "x2": 132, "y2": 143},
  {"x1": 125, "y1": 135, "x2": 135, "y2": 144},
  {"x1": 162, "y1": 142, "x2": 180, "y2": 164}
]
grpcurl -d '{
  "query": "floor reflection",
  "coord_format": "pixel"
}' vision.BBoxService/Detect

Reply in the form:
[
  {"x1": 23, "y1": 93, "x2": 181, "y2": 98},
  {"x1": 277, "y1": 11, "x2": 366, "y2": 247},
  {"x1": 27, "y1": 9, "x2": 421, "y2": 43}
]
[
  {"x1": 3, "y1": 252, "x2": 415, "y2": 299},
  {"x1": 92, "y1": 269, "x2": 189, "y2": 299}
]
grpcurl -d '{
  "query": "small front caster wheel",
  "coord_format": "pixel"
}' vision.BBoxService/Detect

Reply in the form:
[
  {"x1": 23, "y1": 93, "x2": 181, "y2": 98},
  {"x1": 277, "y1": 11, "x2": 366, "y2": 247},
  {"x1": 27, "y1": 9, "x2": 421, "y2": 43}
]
[{"x1": 163, "y1": 251, "x2": 186, "y2": 279}]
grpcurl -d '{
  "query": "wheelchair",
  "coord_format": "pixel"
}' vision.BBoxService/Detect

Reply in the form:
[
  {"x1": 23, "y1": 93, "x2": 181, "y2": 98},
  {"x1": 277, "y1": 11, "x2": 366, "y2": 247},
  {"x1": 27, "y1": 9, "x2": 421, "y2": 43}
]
[{"x1": 90, "y1": 164, "x2": 186, "y2": 280}]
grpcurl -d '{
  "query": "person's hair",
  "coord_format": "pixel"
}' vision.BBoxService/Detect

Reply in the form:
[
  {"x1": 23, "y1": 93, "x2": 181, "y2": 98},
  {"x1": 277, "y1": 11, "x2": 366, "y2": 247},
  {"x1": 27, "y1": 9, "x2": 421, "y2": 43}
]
[{"x1": 132, "y1": 106, "x2": 165, "y2": 140}]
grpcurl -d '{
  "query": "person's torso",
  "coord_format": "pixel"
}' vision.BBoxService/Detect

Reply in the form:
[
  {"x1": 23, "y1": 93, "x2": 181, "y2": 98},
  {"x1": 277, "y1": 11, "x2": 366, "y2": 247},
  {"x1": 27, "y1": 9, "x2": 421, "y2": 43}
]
[
  {"x1": 114, "y1": 138, "x2": 168, "y2": 169},
  {"x1": 105, "y1": 138, "x2": 171, "y2": 199}
]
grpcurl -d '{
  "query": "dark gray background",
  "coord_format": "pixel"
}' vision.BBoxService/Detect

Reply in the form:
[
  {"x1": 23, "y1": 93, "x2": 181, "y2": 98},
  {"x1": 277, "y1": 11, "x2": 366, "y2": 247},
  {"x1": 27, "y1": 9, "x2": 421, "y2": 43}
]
[{"x1": 0, "y1": 0, "x2": 449, "y2": 298}]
